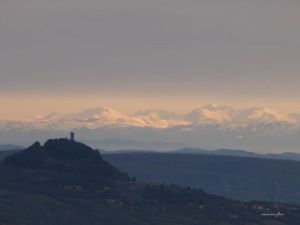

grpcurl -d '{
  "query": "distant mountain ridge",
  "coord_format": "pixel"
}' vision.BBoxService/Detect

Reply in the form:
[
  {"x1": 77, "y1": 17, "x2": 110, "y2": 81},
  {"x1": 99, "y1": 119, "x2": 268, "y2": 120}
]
[
  {"x1": 99, "y1": 147, "x2": 300, "y2": 162},
  {"x1": 174, "y1": 148, "x2": 300, "y2": 161},
  {"x1": 104, "y1": 148, "x2": 300, "y2": 161},
  {"x1": 1, "y1": 105, "x2": 298, "y2": 130},
  {"x1": 2, "y1": 105, "x2": 300, "y2": 152},
  {"x1": 0, "y1": 144, "x2": 24, "y2": 151},
  {"x1": 2, "y1": 145, "x2": 300, "y2": 162}
]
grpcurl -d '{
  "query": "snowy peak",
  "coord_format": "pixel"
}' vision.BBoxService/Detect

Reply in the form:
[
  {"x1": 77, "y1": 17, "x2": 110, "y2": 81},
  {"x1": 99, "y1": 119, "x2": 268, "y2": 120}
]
[
  {"x1": 135, "y1": 109, "x2": 183, "y2": 120},
  {"x1": 248, "y1": 108, "x2": 295, "y2": 123},
  {"x1": 0, "y1": 105, "x2": 299, "y2": 132},
  {"x1": 34, "y1": 113, "x2": 60, "y2": 122},
  {"x1": 134, "y1": 110, "x2": 189, "y2": 128},
  {"x1": 235, "y1": 107, "x2": 296, "y2": 125},
  {"x1": 184, "y1": 105, "x2": 296, "y2": 126},
  {"x1": 58, "y1": 107, "x2": 143, "y2": 129},
  {"x1": 38, "y1": 107, "x2": 189, "y2": 130},
  {"x1": 186, "y1": 105, "x2": 234, "y2": 124},
  {"x1": 290, "y1": 113, "x2": 300, "y2": 122},
  {"x1": 66, "y1": 107, "x2": 126, "y2": 123}
]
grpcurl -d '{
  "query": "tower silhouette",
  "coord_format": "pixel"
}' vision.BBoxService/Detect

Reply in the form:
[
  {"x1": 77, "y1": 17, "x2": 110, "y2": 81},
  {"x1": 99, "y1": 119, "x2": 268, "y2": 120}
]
[{"x1": 70, "y1": 132, "x2": 75, "y2": 141}]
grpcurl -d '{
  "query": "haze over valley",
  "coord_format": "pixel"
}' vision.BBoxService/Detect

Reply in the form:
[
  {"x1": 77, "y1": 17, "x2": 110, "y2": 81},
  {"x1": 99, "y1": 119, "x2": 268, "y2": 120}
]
[{"x1": 1, "y1": 104, "x2": 300, "y2": 153}]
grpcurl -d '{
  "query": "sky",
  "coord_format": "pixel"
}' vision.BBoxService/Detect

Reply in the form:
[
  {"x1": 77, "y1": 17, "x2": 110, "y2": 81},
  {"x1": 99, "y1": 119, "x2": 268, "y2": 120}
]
[{"x1": 1, "y1": 0, "x2": 300, "y2": 120}]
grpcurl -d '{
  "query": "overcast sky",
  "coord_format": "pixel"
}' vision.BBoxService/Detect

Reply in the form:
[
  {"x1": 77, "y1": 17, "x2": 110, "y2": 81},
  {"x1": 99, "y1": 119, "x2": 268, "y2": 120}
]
[{"x1": 1, "y1": 0, "x2": 300, "y2": 119}]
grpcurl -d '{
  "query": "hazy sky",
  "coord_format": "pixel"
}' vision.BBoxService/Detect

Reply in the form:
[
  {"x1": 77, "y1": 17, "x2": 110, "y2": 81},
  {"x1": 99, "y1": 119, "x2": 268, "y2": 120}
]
[{"x1": 1, "y1": 0, "x2": 300, "y2": 119}]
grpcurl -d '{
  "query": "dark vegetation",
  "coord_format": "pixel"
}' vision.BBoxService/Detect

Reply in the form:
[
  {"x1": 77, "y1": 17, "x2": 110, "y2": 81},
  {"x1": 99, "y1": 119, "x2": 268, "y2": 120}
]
[
  {"x1": 0, "y1": 149, "x2": 22, "y2": 161},
  {"x1": 103, "y1": 153, "x2": 300, "y2": 204},
  {"x1": 0, "y1": 139, "x2": 299, "y2": 225}
]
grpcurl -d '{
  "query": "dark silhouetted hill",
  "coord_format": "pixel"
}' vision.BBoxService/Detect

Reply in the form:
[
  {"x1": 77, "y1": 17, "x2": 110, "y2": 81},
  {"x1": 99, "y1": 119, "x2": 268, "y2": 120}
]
[
  {"x1": 0, "y1": 139, "x2": 299, "y2": 225},
  {"x1": 2, "y1": 139, "x2": 128, "y2": 190},
  {"x1": 0, "y1": 149, "x2": 22, "y2": 161},
  {"x1": 4, "y1": 139, "x2": 122, "y2": 175}
]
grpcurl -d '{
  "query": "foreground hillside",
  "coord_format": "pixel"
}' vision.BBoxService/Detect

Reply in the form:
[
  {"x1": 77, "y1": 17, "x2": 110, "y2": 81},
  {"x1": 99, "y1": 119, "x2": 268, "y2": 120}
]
[
  {"x1": 0, "y1": 139, "x2": 299, "y2": 225},
  {"x1": 103, "y1": 153, "x2": 300, "y2": 204}
]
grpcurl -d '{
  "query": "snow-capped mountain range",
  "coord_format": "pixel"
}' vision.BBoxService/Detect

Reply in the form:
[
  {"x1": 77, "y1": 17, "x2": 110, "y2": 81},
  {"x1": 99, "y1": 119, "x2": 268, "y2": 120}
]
[
  {"x1": 1, "y1": 105, "x2": 300, "y2": 152},
  {"x1": 0, "y1": 104, "x2": 298, "y2": 131}
]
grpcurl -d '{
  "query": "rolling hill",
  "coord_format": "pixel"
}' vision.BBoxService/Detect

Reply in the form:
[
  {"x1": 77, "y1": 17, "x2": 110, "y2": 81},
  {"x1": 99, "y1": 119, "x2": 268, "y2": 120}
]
[
  {"x1": 103, "y1": 152, "x2": 300, "y2": 205},
  {"x1": 0, "y1": 138, "x2": 299, "y2": 225}
]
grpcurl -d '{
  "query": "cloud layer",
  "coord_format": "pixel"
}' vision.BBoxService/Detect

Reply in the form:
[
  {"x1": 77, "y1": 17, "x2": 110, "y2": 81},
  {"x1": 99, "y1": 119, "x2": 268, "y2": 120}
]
[{"x1": 1, "y1": 0, "x2": 300, "y2": 117}]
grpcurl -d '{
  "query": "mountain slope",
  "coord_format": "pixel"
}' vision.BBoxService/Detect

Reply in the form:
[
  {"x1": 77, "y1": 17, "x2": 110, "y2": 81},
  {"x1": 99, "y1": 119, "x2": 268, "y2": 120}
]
[
  {"x1": 2, "y1": 139, "x2": 128, "y2": 190},
  {"x1": 0, "y1": 139, "x2": 300, "y2": 225},
  {"x1": 103, "y1": 152, "x2": 300, "y2": 205},
  {"x1": 185, "y1": 104, "x2": 235, "y2": 124}
]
